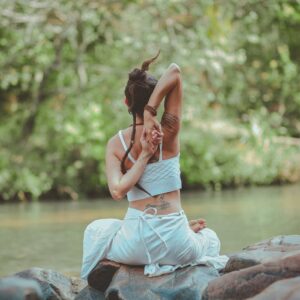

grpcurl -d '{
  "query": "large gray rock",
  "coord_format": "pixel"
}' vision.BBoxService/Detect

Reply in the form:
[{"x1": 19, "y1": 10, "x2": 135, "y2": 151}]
[
  {"x1": 249, "y1": 276, "x2": 300, "y2": 300},
  {"x1": 224, "y1": 235, "x2": 300, "y2": 273},
  {"x1": 15, "y1": 268, "x2": 86, "y2": 300},
  {"x1": 202, "y1": 252, "x2": 300, "y2": 300},
  {"x1": 86, "y1": 260, "x2": 121, "y2": 293},
  {"x1": 75, "y1": 286, "x2": 105, "y2": 300},
  {"x1": 0, "y1": 277, "x2": 43, "y2": 300},
  {"x1": 105, "y1": 264, "x2": 219, "y2": 300}
]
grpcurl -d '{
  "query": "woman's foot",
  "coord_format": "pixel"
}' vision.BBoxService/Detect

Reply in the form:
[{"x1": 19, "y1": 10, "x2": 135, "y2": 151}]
[{"x1": 189, "y1": 219, "x2": 206, "y2": 233}]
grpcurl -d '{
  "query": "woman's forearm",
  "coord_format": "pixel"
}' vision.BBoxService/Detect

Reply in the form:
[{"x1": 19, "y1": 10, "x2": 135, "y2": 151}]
[
  {"x1": 113, "y1": 152, "x2": 151, "y2": 199},
  {"x1": 147, "y1": 63, "x2": 181, "y2": 110}
]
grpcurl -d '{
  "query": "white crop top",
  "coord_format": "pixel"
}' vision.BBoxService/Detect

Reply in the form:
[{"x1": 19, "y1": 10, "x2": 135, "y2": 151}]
[{"x1": 118, "y1": 130, "x2": 182, "y2": 201}]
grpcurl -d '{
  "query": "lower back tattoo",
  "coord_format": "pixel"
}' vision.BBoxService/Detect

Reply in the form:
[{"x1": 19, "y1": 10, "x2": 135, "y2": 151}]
[{"x1": 145, "y1": 194, "x2": 170, "y2": 211}]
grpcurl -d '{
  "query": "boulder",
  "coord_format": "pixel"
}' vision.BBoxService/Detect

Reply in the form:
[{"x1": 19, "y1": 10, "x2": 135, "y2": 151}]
[
  {"x1": 87, "y1": 260, "x2": 121, "y2": 292},
  {"x1": 105, "y1": 264, "x2": 219, "y2": 300},
  {"x1": 224, "y1": 235, "x2": 300, "y2": 273},
  {"x1": 0, "y1": 277, "x2": 43, "y2": 300},
  {"x1": 202, "y1": 252, "x2": 300, "y2": 300},
  {"x1": 249, "y1": 276, "x2": 300, "y2": 300},
  {"x1": 15, "y1": 267, "x2": 86, "y2": 300},
  {"x1": 75, "y1": 286, "x2": 105, "y2": 300}
]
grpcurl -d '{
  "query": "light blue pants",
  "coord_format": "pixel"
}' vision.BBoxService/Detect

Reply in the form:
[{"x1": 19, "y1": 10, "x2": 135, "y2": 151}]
[
  {"x1": 107, "y1": 207, "x2": 221, "y2": 266},
  {"x1": 81, "y1": 207, "x2": 227, "y2": 278}
]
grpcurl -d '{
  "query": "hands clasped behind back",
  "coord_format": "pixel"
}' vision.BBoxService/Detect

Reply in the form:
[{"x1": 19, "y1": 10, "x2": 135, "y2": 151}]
[{"x1": 140, "y1": 127, "x2": 163, "y2": 159}]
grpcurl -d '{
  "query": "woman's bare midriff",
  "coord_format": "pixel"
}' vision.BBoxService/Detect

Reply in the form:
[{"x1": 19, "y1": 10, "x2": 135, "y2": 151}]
[{"x1": 129, "y1": 190, "x2": 182, "y2": 214}]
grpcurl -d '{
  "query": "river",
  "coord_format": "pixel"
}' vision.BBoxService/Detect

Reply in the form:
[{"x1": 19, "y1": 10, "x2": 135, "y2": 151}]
[{"x1": 0, "y1": 184, "x2": 299, "y2": 277}]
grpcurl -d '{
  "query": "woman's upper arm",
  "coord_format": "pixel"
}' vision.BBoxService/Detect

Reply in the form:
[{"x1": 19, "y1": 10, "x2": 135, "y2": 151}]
[
  {"x1": 105, "y1": 139, "x2": 123, "y2": 200},
  {"x1": 161, "y1": 64, "x2": 182, "y2": 137}
]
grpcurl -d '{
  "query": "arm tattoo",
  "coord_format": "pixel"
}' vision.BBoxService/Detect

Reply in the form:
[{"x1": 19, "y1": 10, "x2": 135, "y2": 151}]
[
  {"x1": 161, "y1": 112, "x2": 180, "y2": 133},
  {"x1": 145, "y1": 194, "x2": 170, "y2": 211}
]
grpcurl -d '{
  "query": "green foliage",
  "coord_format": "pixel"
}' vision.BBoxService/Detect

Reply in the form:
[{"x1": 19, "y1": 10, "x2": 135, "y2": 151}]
[
  {"x1": 181, "y1": 116, "x2": 298, "y2": 190},
  {"x1": 0, "y1": 0, "x2": 300, "y2": 200}
]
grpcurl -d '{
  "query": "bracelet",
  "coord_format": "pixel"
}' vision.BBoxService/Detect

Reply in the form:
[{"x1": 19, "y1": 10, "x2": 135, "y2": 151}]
[{"x1": 144, "y1": 105, "x2": 157, "y2": 116}]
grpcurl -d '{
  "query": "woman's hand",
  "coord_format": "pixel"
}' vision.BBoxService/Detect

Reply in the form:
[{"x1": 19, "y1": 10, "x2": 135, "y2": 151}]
[
  {"x1": 140, "y1": 128, "x2": 163, "y2": 159},
  {"x1": 151, "y1": 129, "x2": 163, "y2": 146}
]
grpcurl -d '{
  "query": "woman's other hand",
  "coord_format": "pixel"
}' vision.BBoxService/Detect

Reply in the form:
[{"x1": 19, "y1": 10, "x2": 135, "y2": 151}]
[
  {"x1": 140, "y1": 128, "x2": 162, "y2": 159},
  {"x1": 151, "y1": 129, "x2": 163, "y2": 145}
]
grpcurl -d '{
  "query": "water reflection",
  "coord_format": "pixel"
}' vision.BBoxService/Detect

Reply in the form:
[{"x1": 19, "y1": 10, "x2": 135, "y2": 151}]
[{"x1": 0, "y1": 184, "x2": 299, "y2": 277}]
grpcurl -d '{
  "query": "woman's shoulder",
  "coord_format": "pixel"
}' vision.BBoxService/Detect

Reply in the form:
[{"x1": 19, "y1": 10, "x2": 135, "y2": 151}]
[
  {"x1": 106, "y1": 127, "x2": 136, "y2": 162},
  {"x1": 106, "y1": 131, "x2": 123, "y2": 162},
  {"x1": 107, "y1": 127, "x2": 129, "y2": 149},
  {"x1": 107, "y1": 131, "x2": 120, "y2": 149}
]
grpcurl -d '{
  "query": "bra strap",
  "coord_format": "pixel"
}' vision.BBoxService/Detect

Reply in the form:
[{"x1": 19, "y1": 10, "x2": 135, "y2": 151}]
[
  {"x1": 118, "y1": 130, "x2": 127, "y2": 151},
  {"x1": 159, "y1": 142, "x2": 163, "y2": 161},
  {"x1": 118, "y1": 130, "x2": 136, "y2": 163}
]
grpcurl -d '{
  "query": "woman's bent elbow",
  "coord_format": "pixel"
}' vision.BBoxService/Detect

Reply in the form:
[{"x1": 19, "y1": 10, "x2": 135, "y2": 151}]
[
  {"x1": 111, "y1": 189, "x2": 124, "y2": 201},
  {"x1": 169, "y1": 63, "x2": 181, "y2": 73}
]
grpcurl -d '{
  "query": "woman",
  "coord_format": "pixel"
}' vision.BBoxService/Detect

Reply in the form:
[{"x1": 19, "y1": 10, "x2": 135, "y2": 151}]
[{"x1": 81, "y1": 51, "x2": 228, "y2": 290}]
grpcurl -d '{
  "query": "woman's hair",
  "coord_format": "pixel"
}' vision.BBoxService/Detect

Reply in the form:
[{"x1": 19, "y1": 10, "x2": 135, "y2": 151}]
[{"x1": 121, "y1": 50, "x2": 160, "y2": 196}]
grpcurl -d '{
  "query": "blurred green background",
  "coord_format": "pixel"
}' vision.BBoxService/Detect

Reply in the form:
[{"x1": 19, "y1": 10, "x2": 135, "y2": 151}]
[{"x1": 1, "y1": 0, "x2": 300, "y2": 202}]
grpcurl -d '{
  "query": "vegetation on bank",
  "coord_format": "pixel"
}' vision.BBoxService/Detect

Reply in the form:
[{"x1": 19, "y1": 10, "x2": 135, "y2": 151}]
[{"x1": 1, "y1": 0, "x2": 300, "y2": 201}]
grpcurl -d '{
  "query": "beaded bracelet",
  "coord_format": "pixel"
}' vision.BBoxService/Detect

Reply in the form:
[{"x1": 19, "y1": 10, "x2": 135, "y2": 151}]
[{"x1": 144, "y1": 105, "x2": 157, "y2": 116}]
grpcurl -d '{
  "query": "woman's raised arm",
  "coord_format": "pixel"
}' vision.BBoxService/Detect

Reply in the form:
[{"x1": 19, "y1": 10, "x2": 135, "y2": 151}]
[{"x1": 144, "y1": 63, "x2": 182, "y2": 137}]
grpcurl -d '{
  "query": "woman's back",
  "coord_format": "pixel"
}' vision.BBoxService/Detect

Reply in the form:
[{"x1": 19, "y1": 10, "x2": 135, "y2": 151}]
[
  {"x1": 115, "y1": 125, "x2": 179, "y2": 167},
  {"x1": 109, "y1": 124, "x2": 183, "y2": 214},
  {"x1": 119, "y1": 126, "x2": 181, "y2": 196}
]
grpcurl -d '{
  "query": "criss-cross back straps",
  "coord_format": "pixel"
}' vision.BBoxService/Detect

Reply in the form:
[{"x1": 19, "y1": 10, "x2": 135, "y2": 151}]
[
  {"x1": 118, "y1": 130, "x2": 136, "y2": 163},
  {"x1": 118, "y1": 130, "x2": 163, "y2": 163}
]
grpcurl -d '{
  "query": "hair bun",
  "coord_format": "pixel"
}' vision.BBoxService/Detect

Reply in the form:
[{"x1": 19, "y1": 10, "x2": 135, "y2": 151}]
[
  {"x1": 128, "y1": 50, "x2": 160, "y2": 83},
  {"x1": 128, "y1": 68, "x2": 146, "y2": 82}
]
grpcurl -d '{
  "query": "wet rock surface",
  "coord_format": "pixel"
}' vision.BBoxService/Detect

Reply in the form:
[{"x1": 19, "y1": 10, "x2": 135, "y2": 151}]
[
  {"x1": 105, "y1": 264, "x2": 219, "y2": 300},
  {"x1": 249, "y1": 276, "x2": 300, "y2": 300},
  {"x1": 203, "y1": 251, "x2": 300, "y2": 300},
  {"x1": 75, "y1": 285, "x2": 105, "y2": 300},
  {"x1": 0, "y1": 277, "x2": 43, "y2": 300},
  {"x1": 14, "y1": 267, "x2": 86, "y2": 300},
  {"x1": 224, "y1": 235, "x2": 300, "y2": 273}
]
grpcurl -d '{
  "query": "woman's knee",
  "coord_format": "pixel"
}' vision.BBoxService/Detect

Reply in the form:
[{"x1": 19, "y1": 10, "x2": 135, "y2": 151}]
[{"x1": 198, "y1": 228, "x2": 221, "y2": 256}]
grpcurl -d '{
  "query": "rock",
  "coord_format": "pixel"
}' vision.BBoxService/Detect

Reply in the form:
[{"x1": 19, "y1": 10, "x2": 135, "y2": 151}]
[
  {"x1": 248, "y1": 276, "x2": 300, "y2": 300},
  {"x1": 105, "y1": 264, "x2": 219, "y2": 300},
  {"x1": 87, "y1": 260, "x2": 121, "y2": 292},
  {"x1": 76, "y1": 260, "x2": 117, "y2": 300},
  {"x1": 202, "y1": 252, "x2": 300, "y2": 300},
  {"x1": 15, "y1": 267, "x2": 87, "y2": 300},
  {"x1": 70, "y1": 277, "x2": 87, "y2": 297},
  {"x1": 75, "y1": 286, "x2": 105, "y2": 300},
  {"x1": 224, "y1": 235, "x2": 300, "y2": 273},
  {"x1": 0, "y1": 277, "x2": 43, "y2": 300}
]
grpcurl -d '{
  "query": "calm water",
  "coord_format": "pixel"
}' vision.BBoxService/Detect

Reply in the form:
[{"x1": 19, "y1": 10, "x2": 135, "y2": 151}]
[{"x1": 0, "y1": 184, "x2": 299, "y2": 277}]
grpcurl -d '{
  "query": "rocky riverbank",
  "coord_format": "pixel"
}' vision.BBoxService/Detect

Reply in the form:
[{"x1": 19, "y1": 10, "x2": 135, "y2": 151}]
[{"x1": 1, "y1": 235, "x2": 300, "y2": 300}]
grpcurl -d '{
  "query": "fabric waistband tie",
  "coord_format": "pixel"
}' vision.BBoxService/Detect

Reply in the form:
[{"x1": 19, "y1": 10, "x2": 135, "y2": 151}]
[
  {"x1": 138, "y1": 207, "x2": 168, "y2": 265},
  {"x1": 125, "y1": 207, "x2": 185, "y2": 265}
]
